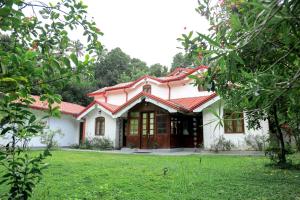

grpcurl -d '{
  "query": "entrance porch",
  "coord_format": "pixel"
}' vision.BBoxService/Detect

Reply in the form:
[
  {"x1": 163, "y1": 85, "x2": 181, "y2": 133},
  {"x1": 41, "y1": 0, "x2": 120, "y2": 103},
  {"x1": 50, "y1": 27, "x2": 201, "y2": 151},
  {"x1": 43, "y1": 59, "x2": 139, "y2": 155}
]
[{"x1": 122, "y1": 101, "x2": 203, "y2": 149}]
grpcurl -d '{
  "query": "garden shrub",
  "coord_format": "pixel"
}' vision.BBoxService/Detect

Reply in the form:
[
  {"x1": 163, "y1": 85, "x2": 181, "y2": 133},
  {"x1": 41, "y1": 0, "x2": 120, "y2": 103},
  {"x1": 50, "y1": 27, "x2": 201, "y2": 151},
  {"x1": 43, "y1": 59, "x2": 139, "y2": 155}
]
[
  {"x1": 210, "y1": 136, "x2": 235, "y2": 152},
  {"x1": 71, "y1": 137, "x2": 113, "y2": 150},
  {"x1": 244, "y1": 133, "x2": 268, "y2": 151},
  {"x1": 40, "y1": 129, "x2": 64, "y2": 150},
  {"x1": 90, "y1": 137, "x2": 113, "y2": 150}
]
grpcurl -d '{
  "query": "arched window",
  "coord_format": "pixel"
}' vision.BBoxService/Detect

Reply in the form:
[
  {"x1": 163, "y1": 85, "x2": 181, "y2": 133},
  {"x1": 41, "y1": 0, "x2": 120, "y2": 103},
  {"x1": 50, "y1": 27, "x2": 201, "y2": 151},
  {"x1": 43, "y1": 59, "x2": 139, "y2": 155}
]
[
  {"x1": 95, "y1": 117, "x2": 105, "y2": 136},
  {"x1": 143, "y1": 84, "x2": 151, "y2": 94}
]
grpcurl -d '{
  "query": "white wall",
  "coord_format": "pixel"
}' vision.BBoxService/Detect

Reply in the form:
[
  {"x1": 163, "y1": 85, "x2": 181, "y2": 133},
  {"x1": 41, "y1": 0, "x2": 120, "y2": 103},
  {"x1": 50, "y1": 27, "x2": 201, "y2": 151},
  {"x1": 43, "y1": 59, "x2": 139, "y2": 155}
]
[
  {"x1": 170, "y1": 81, "x2": 212, "y2": 99},
  {"x1": 0, "y1": 109, "x2": 80, "y2": 147},
  {"x1": 202, "y1": 101, "x2": 269, "y2": 150},
  {"x1": 106, "y1": 92, "x2": 126, "y2": 105},
  {"x1": 84, "y1": 107, "x2": 118, "y2": 148}
]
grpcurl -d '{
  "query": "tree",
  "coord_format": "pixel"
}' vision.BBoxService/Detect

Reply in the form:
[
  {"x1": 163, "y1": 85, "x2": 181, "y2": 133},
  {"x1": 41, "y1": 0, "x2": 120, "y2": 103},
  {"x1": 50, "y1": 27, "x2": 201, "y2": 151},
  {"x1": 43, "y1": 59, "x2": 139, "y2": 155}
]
[
  {"x1": 149, "y1": 63, "x2": 168, "y2": 77},
  {"x1": 170, "y1": 52, "x2": 195, "y2": 71},
  {"x1": 180, "y1": 0, "x2": 300, "y2": 164},
  {"x1": 118, "y1": 58, "x2": 149, "y2": 82},
  {"x1": 0, "y1": 0, "x2": 102, "y2": 198},
  {"x1": 94, "y1": 48, "x2": 130, "y2": 87}
]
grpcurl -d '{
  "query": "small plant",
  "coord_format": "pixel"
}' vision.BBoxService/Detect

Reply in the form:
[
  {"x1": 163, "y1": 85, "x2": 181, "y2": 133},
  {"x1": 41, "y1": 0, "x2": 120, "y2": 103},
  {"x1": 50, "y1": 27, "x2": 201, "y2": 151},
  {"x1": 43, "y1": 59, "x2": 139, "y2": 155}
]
[
  {"x1": 71, "y1": 137, "x2": 113, "y2": 150},
  {"x1": 90, "y1": 137, "x2": 113, "y2": 150},
  {"x1": 210, "y1": 136, "x2": 234, "y2": 153},
  {"x1": 244, "y1": 133, "x2": 268, "y2": 151},
  {"x1": 40, "y1": 128, "x2": 64, "y2": 150}
]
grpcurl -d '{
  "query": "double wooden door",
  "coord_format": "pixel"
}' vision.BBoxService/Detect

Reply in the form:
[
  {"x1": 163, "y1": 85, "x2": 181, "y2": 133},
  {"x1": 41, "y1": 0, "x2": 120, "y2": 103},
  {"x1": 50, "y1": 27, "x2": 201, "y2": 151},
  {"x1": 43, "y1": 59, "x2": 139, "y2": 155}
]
[{"x1": 140, "y1": 112, "x2": 155, "y2": 148}]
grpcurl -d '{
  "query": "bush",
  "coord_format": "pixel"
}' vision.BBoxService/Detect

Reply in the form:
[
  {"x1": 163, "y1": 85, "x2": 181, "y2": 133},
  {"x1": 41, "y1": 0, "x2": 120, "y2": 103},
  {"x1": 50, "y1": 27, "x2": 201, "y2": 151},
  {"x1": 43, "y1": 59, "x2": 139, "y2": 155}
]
[
  {"x1": 40, "y1": 129, "x2": 64, "y2": 150},
  {"x1": 244, "y1": 134, "x2": 267, "y2": 151},
  {"x1": 90, "y1": 137, "x2": 113, "y2": 150},
  {"x1": 210, "y1": 136, "x2": 235, "y2": 153},
  {"x1": 71, "y1": 137, "x2": 113, "y2": 150}
]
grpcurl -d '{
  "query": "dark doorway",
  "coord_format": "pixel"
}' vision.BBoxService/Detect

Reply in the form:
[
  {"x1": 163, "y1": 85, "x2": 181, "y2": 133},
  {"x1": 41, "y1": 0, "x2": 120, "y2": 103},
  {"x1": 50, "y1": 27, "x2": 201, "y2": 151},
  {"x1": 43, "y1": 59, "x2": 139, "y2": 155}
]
[
  {"x1": 79, "y1": 122, "x2": 84, "y2": 144},
  {"x1": 123, "y1": 119, "x2": 128, "y2": 147}
]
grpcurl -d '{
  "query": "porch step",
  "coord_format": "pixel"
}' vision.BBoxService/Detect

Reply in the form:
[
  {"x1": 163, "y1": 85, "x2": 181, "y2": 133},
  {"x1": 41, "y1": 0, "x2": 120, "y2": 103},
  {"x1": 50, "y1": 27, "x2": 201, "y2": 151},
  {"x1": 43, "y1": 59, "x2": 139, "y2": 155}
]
[{"x1": 120, "y1": 147, "x2": 201, "y2": 153}]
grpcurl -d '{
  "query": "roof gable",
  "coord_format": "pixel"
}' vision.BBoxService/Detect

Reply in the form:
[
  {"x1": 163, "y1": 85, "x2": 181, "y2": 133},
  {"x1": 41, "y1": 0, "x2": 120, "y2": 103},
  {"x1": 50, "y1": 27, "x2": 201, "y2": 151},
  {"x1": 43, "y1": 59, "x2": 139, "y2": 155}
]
[{"x1": 88, "y1": 66, "x2": 208, "y2": 96}]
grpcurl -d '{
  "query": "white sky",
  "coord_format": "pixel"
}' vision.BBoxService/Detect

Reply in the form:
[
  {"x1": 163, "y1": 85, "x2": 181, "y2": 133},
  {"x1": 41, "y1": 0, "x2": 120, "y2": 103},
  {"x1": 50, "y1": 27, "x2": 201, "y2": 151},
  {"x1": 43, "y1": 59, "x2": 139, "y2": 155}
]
[{"x1": 82, "y1": 0, "x2": 210, "y2": 68}]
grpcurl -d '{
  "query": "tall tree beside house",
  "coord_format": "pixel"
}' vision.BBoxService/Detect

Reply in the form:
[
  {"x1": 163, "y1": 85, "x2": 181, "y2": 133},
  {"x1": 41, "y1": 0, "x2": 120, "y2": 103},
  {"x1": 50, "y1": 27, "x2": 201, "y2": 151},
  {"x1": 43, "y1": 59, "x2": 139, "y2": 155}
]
[
  {"x1": 0, "y1": 0, "x2": 102, "y2": 199},
  {"x1": 149, "y1": 63, "x2": 168, "y2": 77},
  {"x1": 180, "y1": 0, "x2": 300, "y2": 165},
  {"x1": 170, "y1": 52, "x2": 195, "y2": 71},
  {"x1": 118, "y1": 58, "x2": 149, "y2": 82},
  {"x1": 94, "y1": 47, "x2": 131, "y2": 87}
]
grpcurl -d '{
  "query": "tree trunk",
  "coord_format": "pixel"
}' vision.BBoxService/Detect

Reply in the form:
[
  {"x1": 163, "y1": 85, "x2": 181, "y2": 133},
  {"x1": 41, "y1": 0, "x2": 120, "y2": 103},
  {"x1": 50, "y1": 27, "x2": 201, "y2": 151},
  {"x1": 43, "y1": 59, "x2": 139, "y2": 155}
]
[{"x1": 273, "y1": 104, "x2": 286, "y2": 164}]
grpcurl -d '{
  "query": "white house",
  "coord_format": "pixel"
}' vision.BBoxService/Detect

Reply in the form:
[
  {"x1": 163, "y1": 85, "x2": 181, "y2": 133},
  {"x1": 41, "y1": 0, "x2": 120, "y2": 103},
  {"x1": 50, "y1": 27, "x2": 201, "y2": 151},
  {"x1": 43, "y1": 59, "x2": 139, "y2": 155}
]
[
  {"x1": 0, "y1": 95, "x2": 85, "y2": 147},
  {"x1": 77, "y1": 66, "x2": 269, "y2": 150},
  {"x1": 1, "y1": 67, "x2": 269, "y2": 149}
]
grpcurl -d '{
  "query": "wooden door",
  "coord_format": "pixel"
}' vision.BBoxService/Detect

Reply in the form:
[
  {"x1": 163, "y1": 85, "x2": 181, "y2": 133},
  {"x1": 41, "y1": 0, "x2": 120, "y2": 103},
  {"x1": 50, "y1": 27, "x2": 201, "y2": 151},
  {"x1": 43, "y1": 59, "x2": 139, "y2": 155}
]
[{"x1": 140, "y1": 112, "x2": 155, "y2": 149}]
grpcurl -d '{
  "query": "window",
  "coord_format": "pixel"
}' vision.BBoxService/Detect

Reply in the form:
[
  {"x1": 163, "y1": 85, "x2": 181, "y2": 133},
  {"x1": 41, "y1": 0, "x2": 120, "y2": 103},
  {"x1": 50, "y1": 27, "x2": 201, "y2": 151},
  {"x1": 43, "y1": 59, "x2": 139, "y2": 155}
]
[
  {"x1": 143, "y1": 84, "x2": 151, "y2": 94},
  {"x1": 156, "y1": 114, "x2": 168, "y2": 134},
  {"x1": 95, "y1": 117, "x2": 105, "y2": 136},
  {"x1": 224, "y1": 111, "x2": 244, "y2": 133},
  {"x1": 129, "y1": 112, "x2": 139, "y2": 135},
  {"x1": 171, "y1": 117, "x2": 178, "y2": 135}
]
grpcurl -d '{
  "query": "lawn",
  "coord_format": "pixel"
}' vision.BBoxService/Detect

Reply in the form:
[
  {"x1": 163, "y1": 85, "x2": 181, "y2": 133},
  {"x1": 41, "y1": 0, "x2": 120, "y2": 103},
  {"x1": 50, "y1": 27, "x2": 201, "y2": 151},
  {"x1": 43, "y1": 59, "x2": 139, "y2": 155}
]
[{"x1": 1, "y1": 150, "x2": 300, "y2": 200}]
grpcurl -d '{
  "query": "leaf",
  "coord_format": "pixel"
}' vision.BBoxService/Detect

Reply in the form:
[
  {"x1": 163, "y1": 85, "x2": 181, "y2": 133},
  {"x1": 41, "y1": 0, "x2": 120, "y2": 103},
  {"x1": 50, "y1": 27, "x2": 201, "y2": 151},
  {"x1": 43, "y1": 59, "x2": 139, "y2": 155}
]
[
  {"x1": 197, "y1": 32, "x2": 220, "y2": 48},
  {"x1": 70, "y1": 53, "x2": 78, "y2": 66},
  {"x1": 62, "y1": 57, "x2": 71, "y2": 68},
  {"x1": 230, "y1": 14, "x2": 242, "y2": 31},
  {"x1": 0, "y1": 7, "x2": 11, "y2": 17},
  {"x1": 232, "y1": 53, "x2": 245, "y2": 65},
  {"x1": 1, "y1": 127, "x2": 12, "y2": 135}
]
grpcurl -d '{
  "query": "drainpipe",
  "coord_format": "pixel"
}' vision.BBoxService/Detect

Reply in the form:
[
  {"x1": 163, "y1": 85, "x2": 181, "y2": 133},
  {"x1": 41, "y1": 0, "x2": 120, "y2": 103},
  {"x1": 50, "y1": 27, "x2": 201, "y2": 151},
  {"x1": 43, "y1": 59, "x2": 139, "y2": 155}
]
[
  {"x1": 124, "y1": 88, "x2": 128, "y2": 102},
  {"x1": 167, "y1": 82, "x2": 171, "y2": 100},
  {"x1": 104, "y1": 92, "x2": 107, "y2": 103}
]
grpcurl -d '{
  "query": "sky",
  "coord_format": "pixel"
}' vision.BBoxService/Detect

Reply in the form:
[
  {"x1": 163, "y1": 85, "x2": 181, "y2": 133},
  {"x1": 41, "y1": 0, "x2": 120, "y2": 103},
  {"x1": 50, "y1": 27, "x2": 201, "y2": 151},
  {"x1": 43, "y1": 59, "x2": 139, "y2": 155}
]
[{"x1": 82, "y1": 0, "x2": 210, "y2": 68}]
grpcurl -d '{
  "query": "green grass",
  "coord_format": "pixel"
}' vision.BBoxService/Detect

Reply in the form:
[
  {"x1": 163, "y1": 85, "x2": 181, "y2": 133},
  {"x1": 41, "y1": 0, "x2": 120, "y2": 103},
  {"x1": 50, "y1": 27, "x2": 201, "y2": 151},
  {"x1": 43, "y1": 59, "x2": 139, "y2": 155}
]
[{"x1": 1, "y1": 150, "x2": 300, "y2": 200}]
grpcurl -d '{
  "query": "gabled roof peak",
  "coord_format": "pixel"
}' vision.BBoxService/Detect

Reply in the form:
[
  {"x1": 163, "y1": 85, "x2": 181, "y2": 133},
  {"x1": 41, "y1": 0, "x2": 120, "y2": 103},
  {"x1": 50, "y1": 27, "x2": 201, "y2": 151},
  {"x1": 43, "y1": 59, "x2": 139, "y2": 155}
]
[{"x1": 88, "y1": 65, "x2": 208, "y2": 97}]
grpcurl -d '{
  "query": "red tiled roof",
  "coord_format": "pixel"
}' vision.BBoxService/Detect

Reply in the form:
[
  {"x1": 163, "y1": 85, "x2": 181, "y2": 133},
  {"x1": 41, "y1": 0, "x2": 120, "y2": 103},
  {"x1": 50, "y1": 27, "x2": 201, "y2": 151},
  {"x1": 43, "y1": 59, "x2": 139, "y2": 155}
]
[
  {"x1": 77, "y1": 92, "x2": 217, "y2": 118},
  {"x1": 88, "y1": 66, "x2": 208, "y2": 96},
  {"x1": 29, "y1": 95, "x2": 85, "y2": 117},
  {"x1": 170, "y1": 93, "x2": 217, "y2": 111}
]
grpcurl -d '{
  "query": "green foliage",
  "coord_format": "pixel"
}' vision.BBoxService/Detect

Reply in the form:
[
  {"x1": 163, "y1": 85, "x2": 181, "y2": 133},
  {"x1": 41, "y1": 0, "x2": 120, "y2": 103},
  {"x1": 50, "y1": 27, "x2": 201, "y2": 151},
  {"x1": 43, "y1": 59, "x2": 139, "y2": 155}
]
[
  {"x1": 181, "y1": 0, "x2": 300, "y2": 164},
  {"x1": 0, "y1": 0, "x2": 103, "y2": 198},
  {"x1": 149, "y1": 63, "x2": 168, "y2": 77},
  {"x1": 170, "y1": 52, "x2": 197, "y2": 72},
  {"x1": 0, "y1": 149, "x2": 51, "y2": 200},
  {"x1": 40, "y1": 129, "x2": 64, "y2": 150},
  {"x1": 71, "y1": 137, "x2": 113, "y2": 150}
]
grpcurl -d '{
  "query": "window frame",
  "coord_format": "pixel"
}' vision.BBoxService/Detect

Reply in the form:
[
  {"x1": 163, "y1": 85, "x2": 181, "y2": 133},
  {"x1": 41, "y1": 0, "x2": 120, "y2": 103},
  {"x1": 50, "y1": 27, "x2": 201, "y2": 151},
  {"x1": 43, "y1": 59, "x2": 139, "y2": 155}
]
[
  {"x1": 156, "y1": 113, "x2": 168, "y2": 134},
  {"x1": 95, "y1": 117, "x2": 105, "y2": 136},
  {"x1": 129, "y1": 112, "x2": 139, "y2": 135},
  {"x1": 142, "y1": 84, "x2": 151, "y2": 94},
  {"x1": 224, "y1": 111, "x2": 244, "y2": 134}
]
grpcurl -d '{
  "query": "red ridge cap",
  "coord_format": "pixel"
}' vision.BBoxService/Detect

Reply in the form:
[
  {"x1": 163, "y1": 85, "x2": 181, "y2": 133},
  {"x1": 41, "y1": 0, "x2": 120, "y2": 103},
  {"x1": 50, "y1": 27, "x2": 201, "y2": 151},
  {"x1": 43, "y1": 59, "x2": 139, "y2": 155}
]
[{"x1": 88, "y1": 66, "x2": 208, "y2": 97}]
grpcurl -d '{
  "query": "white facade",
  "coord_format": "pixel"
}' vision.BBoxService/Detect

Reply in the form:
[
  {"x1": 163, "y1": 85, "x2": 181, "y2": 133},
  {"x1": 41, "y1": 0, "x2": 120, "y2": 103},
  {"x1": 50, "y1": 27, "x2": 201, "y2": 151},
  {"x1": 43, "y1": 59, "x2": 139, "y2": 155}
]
[
  {"x1": 202, "y1": 101, "x2": 269, "y2": 150},
  {"x1": 84, "y1": 107, "x2": 118, "y2": 147},
  {"x1": 0, "y1": 109, "x2": 80, "y2": 147}
]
